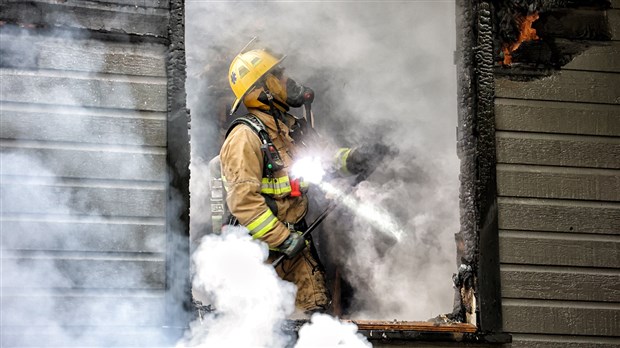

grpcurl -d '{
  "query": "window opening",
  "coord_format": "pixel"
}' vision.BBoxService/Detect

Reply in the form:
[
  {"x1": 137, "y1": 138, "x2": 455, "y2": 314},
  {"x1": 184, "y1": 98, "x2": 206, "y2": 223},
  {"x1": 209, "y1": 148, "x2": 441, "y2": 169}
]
[{"x1": 185, "y1": 0, "x2": 507, "y2": 344}]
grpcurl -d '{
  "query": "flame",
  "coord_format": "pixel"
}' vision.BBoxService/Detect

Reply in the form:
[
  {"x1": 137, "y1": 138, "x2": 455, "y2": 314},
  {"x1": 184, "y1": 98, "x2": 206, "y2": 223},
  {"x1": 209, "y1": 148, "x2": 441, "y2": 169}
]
[{"x1": 502, "y1": 12, "x2": 540, "y2": 65}]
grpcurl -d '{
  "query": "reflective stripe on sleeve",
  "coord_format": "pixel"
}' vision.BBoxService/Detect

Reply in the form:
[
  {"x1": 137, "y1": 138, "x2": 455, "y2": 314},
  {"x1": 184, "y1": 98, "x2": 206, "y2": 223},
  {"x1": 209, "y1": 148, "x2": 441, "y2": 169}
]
[
  {"x1": 334, "y1": 148, "x2": 352, "y2": 175},
  {"x1": 246, "y1": 209, "x2": 278, "y2": 239}
]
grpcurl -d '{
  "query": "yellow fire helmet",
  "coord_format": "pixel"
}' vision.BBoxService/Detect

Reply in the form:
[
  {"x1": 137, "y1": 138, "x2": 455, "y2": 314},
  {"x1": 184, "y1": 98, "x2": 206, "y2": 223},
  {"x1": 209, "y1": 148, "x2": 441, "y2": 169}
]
[{"x1": 228, "y1": 48, "x2": 286, "y2": 115}]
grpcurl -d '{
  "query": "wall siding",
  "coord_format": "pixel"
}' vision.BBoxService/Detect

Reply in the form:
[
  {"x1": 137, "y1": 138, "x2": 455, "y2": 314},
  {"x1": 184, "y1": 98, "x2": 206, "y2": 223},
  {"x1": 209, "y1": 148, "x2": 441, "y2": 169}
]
[
  {"x1": 0, "y1": 1, "x2": 172, "y2": 346},
  {"x1": 496, "y1": 10, "x2": 620, "y2": 347}
]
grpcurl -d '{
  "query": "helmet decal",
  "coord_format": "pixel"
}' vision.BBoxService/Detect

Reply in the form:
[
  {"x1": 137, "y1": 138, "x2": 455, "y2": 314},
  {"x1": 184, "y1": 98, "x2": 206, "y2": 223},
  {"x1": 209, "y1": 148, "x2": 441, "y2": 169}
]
[{"x1": 228, "y1": 49, "x2": 286, "y2": 115}]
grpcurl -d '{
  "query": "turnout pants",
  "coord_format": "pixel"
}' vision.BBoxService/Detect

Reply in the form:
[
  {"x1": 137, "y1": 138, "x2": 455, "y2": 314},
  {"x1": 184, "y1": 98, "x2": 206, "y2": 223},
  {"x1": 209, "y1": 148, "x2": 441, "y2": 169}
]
[{"x1": 270, "y1": 247, "x2": 330, "y2": 312}]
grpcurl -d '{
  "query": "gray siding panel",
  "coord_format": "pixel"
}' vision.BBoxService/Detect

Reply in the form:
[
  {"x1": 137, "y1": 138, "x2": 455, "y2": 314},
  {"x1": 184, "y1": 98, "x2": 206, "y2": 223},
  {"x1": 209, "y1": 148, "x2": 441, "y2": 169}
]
[
  {"x1": 496, "y1": 8, "x2": 620, "y2": 345},
  {"x1": 0, "y1": 1, "x2": 169, "y2": 37},
  {"x1": 0, "y1": 34, "x2": 167, "y2": 76},
  {"x1": 562, "y1": 41, "x2": 620, "y2": 72},
  {"x1": 0, "y1": 69, "x2": 167, "y2": 111},
  {"x1": 68, "y1": 0, "x2": 170, "y2": 9},
  {"x1": 0, "y1": 183, "x2": 165, "y2": 217},
  {"x1": 0, "y1": 4, "x2": 174, "y2": 345},
  {"x1": 501, "y1": 265, "x2": 620, "y2": 302},
  {"x1": 502, "y1": 299, "x2": 620, "y2": 336},
  {"x1": 0, "y1": 220, "x2": 165, "y2": 253},
  {"x1": 2, "y1": 327, "x2": 176, "y2": 348},
  {"x1": 489, "y1": 3, "x2": 620, "y2": 347},
  {"x1": 496, "y1": 131, "x2": 620, "y2": 169},
  {"x1": 612, "y1": 9, "x2": 620, "y2": 41},
  {"x1": 0, "y1": 146, "x2": 166, "y2": 181},
  {"x1": 3, "y1": 255, "x2": 165, "y2": 289},
  {"x1": 495, "y1": 71, "x2": 620, "y2": 104},
  {"x1": 499, "y1": 231, "x2": 620, "y2": 268},
  {"x1": 1, "y1": 104, "x2": 166, "y2": 146},
  {"x1": 498, "y1": 197, "x2": 620, "y2": 234},
  {"x1": 509, "y1": 334, "x2": 620, "y2": 348},
  {"x1": 1, "y1": 293, "x2": 166, "y2": 326},
  {"x1": 497, "y1": 164, "x2": 620, "y2": 201},
  {"x1": 495, "y1": 99, "x2": 620, "y2": 136}
]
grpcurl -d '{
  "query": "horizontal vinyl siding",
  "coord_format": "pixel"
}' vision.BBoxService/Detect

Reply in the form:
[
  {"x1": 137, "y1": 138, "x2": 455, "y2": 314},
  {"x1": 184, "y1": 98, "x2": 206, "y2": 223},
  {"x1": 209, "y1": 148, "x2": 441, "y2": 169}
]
[
  {"x1": 509, "y1": 334, "x2": 620, "y2": 348},
  {"x1": 0, "y1": 22, "x2": 170, "y2": 345},
  {"x1": 0, "y1": 1, "x2": 170, "y2": 37},
  {"x1": 496, "y1": 18, "x2": 620, "y2": 347}
]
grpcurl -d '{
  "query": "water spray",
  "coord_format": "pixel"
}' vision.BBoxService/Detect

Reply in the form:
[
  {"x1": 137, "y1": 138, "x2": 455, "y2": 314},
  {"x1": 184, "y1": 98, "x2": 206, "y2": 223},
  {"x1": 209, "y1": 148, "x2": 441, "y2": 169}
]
[
  {"x1": 273, "y1": 156, "x2": 405, "y2": 267},
  {"x1": 293, "y1": 156, "x2": 404, "y2": 242}
]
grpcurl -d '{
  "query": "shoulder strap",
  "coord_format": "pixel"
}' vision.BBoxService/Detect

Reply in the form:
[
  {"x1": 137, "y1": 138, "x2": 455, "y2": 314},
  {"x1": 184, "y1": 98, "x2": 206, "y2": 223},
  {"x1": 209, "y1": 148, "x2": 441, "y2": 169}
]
[{"x1": 225, "y1": 113, "x2": 270, "y2": 145}]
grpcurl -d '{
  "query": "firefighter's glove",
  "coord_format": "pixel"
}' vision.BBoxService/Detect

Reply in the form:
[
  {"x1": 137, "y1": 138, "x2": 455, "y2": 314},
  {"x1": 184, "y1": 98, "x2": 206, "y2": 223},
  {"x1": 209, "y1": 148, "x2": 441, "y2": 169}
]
[
  {"x1": 277, "y1": 231, "x2": 306, "y2": 259},
  {"x1": 347, "y1": 143, "x2": 394, "y2": 175}
]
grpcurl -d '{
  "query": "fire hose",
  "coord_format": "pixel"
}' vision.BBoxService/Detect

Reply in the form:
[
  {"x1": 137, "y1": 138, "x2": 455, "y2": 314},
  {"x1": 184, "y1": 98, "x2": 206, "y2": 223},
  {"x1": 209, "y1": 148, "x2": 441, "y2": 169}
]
[{"x1": 271, "y1": 195, "x2": 336, "y2": 268}]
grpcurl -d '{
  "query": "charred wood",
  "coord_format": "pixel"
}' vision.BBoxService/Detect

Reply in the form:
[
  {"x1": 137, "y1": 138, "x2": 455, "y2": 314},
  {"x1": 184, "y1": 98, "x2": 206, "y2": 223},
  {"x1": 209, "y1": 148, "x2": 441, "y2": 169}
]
[{"x1": 535, "y1": 9, "x2": 612, "y2": 40}]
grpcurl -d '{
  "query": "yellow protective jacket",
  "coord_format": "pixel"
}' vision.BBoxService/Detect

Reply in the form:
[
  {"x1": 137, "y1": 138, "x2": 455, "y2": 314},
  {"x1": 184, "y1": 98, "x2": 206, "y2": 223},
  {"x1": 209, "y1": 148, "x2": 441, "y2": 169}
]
[{"x1": 220, "y1": 109, "x2": 309, "y2": 248}]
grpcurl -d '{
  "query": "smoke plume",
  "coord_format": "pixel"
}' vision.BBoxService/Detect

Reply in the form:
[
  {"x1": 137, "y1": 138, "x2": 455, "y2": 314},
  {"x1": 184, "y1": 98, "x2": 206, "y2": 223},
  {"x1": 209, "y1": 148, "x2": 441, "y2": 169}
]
[
  {"x1": 186, "y1": 0, "x2": 458, "y2": 321},
  {"x1": 182, "y1": 227, "x2": 372, "y2": 348}
]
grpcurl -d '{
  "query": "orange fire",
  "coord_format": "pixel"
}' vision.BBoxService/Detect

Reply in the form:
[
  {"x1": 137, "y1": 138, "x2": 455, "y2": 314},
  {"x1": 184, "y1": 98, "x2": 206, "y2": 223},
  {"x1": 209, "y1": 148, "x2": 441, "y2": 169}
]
[{"x1": 502, "y1": 12, "x2": 540, "y2": 65}]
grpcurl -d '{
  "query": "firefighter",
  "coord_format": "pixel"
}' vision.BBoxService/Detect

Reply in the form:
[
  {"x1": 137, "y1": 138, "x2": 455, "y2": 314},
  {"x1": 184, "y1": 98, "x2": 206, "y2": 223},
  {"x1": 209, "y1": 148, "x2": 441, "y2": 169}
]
[{"x1": 220, "y1": 48, "x2": 387, "y2": 314}]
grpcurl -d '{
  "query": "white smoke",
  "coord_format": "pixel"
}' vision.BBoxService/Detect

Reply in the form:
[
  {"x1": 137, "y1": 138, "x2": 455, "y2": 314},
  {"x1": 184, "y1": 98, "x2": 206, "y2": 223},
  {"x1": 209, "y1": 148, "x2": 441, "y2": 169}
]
[
  {"x1": 296, "y1": 314, "x2": 372, "y2": 348},
  {"x1": 180, "y1": 227, "x2": 372, "y2": 348},
  {"x1": 186, "y1": 0, "x2": 458, "y2": 321},
  {"x1": 181, "y1": 226, "x2": 296, "y2": 348}
]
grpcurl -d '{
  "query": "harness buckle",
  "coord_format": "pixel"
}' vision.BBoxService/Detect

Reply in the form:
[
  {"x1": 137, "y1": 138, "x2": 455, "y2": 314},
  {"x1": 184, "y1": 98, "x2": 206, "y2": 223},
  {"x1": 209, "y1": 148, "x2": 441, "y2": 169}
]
[{"x1": 284, "y1": 222, "x2": 296, "y2": 232}]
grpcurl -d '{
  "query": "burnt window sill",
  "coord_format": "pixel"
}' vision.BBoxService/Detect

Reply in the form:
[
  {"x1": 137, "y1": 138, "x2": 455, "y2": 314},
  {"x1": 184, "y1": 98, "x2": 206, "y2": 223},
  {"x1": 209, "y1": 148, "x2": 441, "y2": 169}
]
[{"x1": 285, "y1": 320, "x2": 512, "y2": 345}]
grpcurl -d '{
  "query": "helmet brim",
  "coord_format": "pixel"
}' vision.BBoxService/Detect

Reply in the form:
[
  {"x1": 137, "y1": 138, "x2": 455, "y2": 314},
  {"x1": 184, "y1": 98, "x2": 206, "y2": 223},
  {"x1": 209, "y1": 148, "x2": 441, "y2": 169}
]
[{"x1": 229, "y1": 55, "x2": 287, "y2": 116}]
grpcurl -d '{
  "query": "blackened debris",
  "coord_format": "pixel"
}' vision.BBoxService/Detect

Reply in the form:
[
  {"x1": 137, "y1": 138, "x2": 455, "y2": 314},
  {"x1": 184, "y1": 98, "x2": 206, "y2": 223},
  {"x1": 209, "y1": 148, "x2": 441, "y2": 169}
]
[{"x1": 495, "y1": 0, "x2": 612, "y2": 71}]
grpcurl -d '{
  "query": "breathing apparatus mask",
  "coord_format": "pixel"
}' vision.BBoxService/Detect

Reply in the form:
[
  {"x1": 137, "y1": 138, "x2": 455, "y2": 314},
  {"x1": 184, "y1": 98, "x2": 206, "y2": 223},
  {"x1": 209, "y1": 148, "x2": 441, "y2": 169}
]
[{"x1": 244, "y1": 69, "x2": 311, "y2": 112}]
